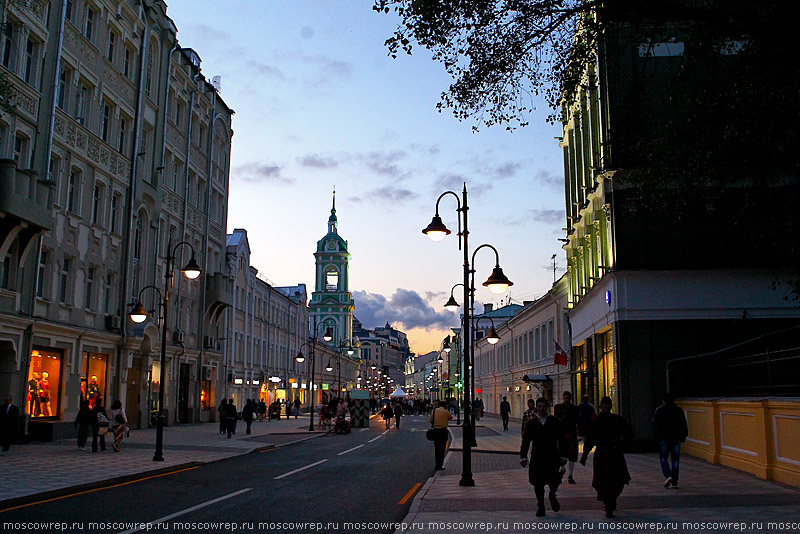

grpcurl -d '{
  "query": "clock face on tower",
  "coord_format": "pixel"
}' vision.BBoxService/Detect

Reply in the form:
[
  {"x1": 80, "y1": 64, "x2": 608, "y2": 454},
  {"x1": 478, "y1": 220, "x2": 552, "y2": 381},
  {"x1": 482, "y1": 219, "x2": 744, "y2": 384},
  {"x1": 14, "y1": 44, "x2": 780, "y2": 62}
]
[{"x1": 327, "y1": 240, "x2": 336, "y2": 250}]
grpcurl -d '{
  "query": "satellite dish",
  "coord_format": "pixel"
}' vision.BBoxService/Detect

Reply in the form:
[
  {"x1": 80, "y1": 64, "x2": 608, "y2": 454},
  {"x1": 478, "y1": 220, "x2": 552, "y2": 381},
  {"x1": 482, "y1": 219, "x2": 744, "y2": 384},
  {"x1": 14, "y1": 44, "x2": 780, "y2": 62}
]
[{"x1": 212, "y1": 75, "x2": 222, "y2": 92}]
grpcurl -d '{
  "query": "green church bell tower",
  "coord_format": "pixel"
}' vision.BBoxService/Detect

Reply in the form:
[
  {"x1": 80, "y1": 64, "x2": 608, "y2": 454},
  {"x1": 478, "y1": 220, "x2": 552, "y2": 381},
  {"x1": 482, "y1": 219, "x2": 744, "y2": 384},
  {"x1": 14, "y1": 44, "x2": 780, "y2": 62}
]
[{"x1": 309, "y1": 191, "x2": 354, "y2": 346}]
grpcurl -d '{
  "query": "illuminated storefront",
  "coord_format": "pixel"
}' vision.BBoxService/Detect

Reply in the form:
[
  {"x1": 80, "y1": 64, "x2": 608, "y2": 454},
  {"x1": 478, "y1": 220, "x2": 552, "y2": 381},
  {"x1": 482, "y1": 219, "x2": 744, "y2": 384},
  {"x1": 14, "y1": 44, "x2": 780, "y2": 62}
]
[
  {"x1": 81, "y1": 352, "x2": 109, "y2": 407},
  {"x1": 27, "y1": 347, "x2": 63, "y2": 418}
]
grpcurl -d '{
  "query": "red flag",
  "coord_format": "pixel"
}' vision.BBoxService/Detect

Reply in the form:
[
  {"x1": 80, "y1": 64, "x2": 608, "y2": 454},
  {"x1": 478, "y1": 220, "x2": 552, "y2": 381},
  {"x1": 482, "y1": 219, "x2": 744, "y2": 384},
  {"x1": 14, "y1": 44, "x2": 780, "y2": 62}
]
[{"x1": 554, "y1": 340, "x2": 568, "y2": 366}]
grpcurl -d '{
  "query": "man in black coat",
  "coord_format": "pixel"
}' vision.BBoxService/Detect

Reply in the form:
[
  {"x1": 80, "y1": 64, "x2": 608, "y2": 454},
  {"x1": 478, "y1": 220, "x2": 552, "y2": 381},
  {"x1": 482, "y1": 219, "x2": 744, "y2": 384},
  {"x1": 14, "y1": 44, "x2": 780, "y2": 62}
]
[
  {"x1": 520, "y1": 397, "x2": 567, "y2": 517},
  {"x1": 500, "y1": 396, "x2": 511, "y2": 430},
  {"x1": 554, "y1": 391, "x2": 581, "y2": 484},
  {"x1": 652, "y1": 392, "x2": 689, "y2": 488},
  {"x1": 1, "y1": 396, "x2": 20, "y2": 451}
]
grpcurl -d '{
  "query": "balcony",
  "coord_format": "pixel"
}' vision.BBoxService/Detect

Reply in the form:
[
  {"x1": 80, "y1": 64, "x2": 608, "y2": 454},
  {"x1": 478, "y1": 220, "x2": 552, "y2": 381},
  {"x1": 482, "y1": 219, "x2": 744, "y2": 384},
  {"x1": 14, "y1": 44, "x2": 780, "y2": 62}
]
[
  {"x1": 0, "y1": 159, "x2": 55, "y2": 231},
  {"x1": 205, "y1": 272, "x2": 233, "y2": 324}
]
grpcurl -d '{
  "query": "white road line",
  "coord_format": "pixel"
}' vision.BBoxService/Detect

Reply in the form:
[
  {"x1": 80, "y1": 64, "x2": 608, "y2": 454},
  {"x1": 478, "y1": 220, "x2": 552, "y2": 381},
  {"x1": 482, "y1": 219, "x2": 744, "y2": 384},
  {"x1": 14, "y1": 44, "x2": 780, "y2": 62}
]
[
  {"x1": 337, "y1": 444, "x2": 364, "y2": 456},
  {"x1": 117, "y1": 488, "x2": 252, "y2": 534},
  {"x1": 360, "y1": 427, "x2": 369, "y2": 431},
  {"x1": 274, "y1": 459, "x2": 328, "y2": 480},
  {"x1": 382, "y1": 429, "x2": 390, "y2": 435},
  {"x1": 368, "y1": 435, "x2": 382, "y2": 443}
]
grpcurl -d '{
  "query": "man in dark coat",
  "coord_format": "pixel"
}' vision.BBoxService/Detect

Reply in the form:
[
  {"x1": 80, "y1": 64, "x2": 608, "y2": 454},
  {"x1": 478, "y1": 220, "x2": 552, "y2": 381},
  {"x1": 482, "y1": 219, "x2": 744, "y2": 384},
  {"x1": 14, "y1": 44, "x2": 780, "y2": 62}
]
[
  {"x1": 554, "y1": 391, "x2": 581, "y2": 484},
  {"x1": 500, "y1": 396, "x2": 511, "y2": 430},
  {"x1": 1, "y1": 396, "x2": 20, "y2": 451},
  {"x1": 580, "y1": 396, "x2": 633, "y2": 518},
  {"x1": 652, "y1": 392, "x2": 689, "y2": 488},
  {"x1": 520, "y1": 397, "x2": 567, "y2": 517}
]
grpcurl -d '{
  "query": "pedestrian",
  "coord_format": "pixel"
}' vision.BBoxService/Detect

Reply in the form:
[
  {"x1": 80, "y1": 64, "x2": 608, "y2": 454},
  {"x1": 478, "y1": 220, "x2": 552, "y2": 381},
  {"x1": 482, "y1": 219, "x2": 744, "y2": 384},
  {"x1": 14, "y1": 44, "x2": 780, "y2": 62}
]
[
  {"x1": 429, "y1": 400, "x2": 453, "y2": 471},
  {"x1": 380, "y1": 403, "x2": 393, "y2": 429},
  {"x1": 224, "y1": 398, "x2": 238, "y2": 438},
  {"x1": 578, "y1": 395, "x2": 596, "y2": 438},
  {"x1": 293, "y1": 397, "x2": 301, "y2": 419},
  {"x1": 554, "y1": 391, "x2": 580, "y2": 484},
  {"x1": 500, "y1": 396, "x2": 511, "y2": 430},
  {"x1": 580, "y1": 396, "x2": 633, "y2": 518},
  {"x1": 74, "y1": 399, "x2": 93, "y2": 449},
  {"x1": 652, "y1": 392, "x2": 688, "y2": 489},
  {"x1": 519, "y1": 397, "x2": 567, "y2": 517},
  {"x1": 318, "y1": 404, "x2": 330, "y2": 430},
  {"x1": 1, "y1": 395, "x2": 20, "y2": 451},
  {"x1": 393, "y1": 401, "x2": 403, "y2": 429},
  {"x1": 242, "y1": 399, "x2": 256, "y2": 435},
  {"x1": 218, "y1": 398, "x2": 228, "y2": 433},
  {"x1": 257, "y1": 398, "x2": 267, "y2": 422},
  {"x1": 521, "y1": 398, "x2": 536, "y2": 437},
  {"x1": 91, "y1": 396, "x2": 109, "y2": 452},
  {"x1": 109, "y1": 400, "x2": 128, "y2": 452}
]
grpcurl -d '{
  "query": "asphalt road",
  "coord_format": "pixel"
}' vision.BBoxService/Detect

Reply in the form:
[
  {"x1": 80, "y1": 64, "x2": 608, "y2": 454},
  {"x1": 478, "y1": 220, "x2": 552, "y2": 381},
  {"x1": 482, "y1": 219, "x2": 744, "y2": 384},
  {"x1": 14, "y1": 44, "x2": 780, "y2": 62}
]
[{"x1": 0, "y1": 414, "x2": 437, "y2": 534}]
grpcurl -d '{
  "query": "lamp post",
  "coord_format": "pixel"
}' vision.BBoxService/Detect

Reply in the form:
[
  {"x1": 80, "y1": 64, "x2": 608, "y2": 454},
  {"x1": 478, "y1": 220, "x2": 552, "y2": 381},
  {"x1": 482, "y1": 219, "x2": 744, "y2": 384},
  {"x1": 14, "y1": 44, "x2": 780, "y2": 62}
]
[
  {"x1": 295, "y1": 319, "x2": 333, "y2": 431},
  {"x1": 129, "y1": 239, "x2": 202, "y2": 462},
  {"x1": 423, "y1": 183, "x2": 513, "y2": 487}
]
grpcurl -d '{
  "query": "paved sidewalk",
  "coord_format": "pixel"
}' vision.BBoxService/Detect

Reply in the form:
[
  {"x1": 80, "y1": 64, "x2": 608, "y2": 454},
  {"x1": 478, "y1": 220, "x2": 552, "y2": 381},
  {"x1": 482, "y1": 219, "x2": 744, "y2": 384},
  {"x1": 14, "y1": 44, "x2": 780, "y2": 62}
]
[
  {"x1": 398, "y1": 414, "x2": 800, "y2": 533},
  {"x1": 0, "y1": 414, "x2": 324, "y2": 508}
]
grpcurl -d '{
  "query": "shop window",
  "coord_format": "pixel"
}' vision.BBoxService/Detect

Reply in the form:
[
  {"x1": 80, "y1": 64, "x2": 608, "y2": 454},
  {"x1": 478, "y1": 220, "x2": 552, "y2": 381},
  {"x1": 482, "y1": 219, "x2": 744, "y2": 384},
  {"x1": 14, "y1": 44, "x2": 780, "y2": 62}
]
[
  {"x1": 200, "y1": 380, "x2": 210, "y2": 411},
  {"x1": 27, "y1": 348, "x2": 63, "y2": 418},
  {"x1": 80, "y1": 352, "x2": 108, "y2": 408}
]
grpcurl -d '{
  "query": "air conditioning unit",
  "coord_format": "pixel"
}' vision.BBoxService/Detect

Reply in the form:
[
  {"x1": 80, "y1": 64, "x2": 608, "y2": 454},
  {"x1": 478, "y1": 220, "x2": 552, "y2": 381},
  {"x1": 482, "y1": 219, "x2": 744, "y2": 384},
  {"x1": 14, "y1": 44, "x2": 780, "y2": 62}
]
[
  {"x1": 105, "y1": 315, "x2": 121, "y2": 330},
  {"x1": 202, "y1": 366, "x2": 213, "y2": 380},
  {"x1": 203, "y1": 335, "x2": 216, "y2": 349},
  {"x1": 173, "y1": 329, "x2": 185, "y2": 344}
]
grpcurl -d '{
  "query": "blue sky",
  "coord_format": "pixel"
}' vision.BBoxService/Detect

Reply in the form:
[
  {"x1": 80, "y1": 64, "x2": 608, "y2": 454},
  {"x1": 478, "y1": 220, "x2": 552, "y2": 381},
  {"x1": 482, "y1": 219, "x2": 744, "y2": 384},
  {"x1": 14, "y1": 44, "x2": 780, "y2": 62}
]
[{"x1": 166, "y1": 1, "x2": 565, "y2": 354}]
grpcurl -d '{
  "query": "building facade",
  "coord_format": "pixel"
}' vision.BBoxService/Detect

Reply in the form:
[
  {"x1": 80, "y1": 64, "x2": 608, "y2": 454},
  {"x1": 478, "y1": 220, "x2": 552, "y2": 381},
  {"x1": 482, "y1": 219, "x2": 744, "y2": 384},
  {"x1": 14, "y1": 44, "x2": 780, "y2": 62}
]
[{"x1": 0, "y1": 0, "x2": 232, "y2": 438}]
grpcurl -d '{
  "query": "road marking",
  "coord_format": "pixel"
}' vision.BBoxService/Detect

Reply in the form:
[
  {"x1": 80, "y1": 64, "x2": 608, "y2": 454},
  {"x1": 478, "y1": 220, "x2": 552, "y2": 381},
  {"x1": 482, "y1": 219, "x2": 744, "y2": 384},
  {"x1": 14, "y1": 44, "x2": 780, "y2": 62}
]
[
  {"x1": 368, "y1": 435, "x2": 382, "y2": 443},
  {"x1": 382, "y1": 429, "x2": 390, "y2": 436},
  {"x1": 337, "y1": 444, "x2": 364, "y2": 456},
  {"x1": 398, "y1": 482, "x2": 422, "y2": 505},
  {"x1": 360, "y1": 427, "x2": 369, "y2": 431},
  {"x1": 118, "y1": 488, "x2": 252, "y2": 533},
  {"x1": 0, "y1": 466, "x2": 200, "y2": 514},
  {"x1": 274, "y1": 459, "x2": 328, "y2": 479}
]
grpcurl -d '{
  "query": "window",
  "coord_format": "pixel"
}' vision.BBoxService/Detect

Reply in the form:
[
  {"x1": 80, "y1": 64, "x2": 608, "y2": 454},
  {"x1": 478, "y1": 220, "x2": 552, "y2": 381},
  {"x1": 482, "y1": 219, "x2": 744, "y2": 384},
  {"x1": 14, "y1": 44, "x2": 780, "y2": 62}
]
[
  {"x1": 59, "y1": 258, "x2": 71, "y2": 304},
  {"x1": 81, "y1": 352, "x2": 108, "y2": 407},
  {"x1": 109, "y1": 193, "x2": 119, "y2": 233},
  {"x1": 1, "y1": 29, "x2": 14, "y2": 69},
  {"x1": 106, "y1": 29, "x2": 116, "y2": 62},
  {"x1": 75, "y1": 81, "x2": 90, "y2": 124},
  {"x1": 28, "y1": 347, "x2": 64, "y2": 418},
  {"x1": 123, "y1": 46, "x2": 132, "y2": 78},
  {"x1": 91, "y1": 183, "x2": 102, "y2": 224},
  {"x1": 85, "y1": 267, "x2": 95, "y2": 310},
  {"x1": 65, "y1": 0, "x2": 73, "y2": 21},
  {"x1": 49, "y1": 154, "x2": 61, "y2": 184},
  {"x1": 24, "y1": 38, "x2": 38, "y2": 85},
  {"x1": 57, "y1": 66, "x2": 71, "y2": 109},
  {"x1": 117, "y1": 114, "x2": 127, "y2": 153},
  {"x1": 175, "y1": 99, "x2": 184, "y2": 127},
  {"x1": 36, "y1": 249, "x2": 48, "y2": 298},
  {"x1": 101, "y1": 102, "x2": 111, "y2": 142},
  {"x1": 13, "y1": 133, "x2": 29, "y2": 166},
  {"x1": 145, "y1": 43, "x2": 156, "y2": 99},
  {"x1": 84, "y1": 6, "x2": 95, "y2": 41},
  {"x1": 325, "y1": 268, "x2": 338, "y2": 291},
  {"x1": 103, "y1": 272, "x2": 113, "y2": 314},
  {"x1": 67, "y1": 169, "x2": 79, "y2": 213},
  {"x1": 0, "y1": 250, "x2": 10, "y2": 289}
]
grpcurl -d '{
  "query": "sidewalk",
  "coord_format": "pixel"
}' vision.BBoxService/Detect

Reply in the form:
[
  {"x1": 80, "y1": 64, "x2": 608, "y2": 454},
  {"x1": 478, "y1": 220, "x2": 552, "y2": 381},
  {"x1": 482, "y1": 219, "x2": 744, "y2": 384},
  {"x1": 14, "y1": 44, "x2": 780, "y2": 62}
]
[
  {"x1": 399, "y1": 414, "x2": 800, "y2": 533},
  {"x1": 0, "y1": 414, "x2": 324, "y2": 509}
]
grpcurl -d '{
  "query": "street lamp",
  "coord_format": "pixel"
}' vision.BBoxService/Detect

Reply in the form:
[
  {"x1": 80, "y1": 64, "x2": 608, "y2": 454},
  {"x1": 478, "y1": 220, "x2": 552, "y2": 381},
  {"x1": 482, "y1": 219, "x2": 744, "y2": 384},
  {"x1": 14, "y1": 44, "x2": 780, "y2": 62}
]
[
  {"x1": 423, "y1": 183, "x2": 513, "y2": 487},
  {"x1": 129, "y1": 239, "x2": 201, "y2": 462},
  {"x1": 295, "y1": 320, "x2": 334, "y2": 431}
]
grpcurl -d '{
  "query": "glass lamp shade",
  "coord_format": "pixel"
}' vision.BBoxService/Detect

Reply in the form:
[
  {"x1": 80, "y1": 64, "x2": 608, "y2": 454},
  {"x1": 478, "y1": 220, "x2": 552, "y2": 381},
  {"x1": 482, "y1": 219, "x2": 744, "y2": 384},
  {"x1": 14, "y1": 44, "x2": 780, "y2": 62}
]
[
  {"x1": 325, "y1": 361, "x2": 333, "y2": 372},
  {"x1": 130, "y1": 301, "x2": 148, "y2": 323},
  {"x1": 347, "y1": 348, "x2": 355, "y2": 356},
  {"x1": 483, "y1": 266, "x2": 513, "y2": 295},
  {"x1": 443, "y1": 295, "x2": 460, "y2": 310},
  {"x1": 437, "y1": 355, "x2": 444, "y2": 363},
  {"x1": 443, "y1": 344, "x2": 451, "y2": 353},
  {"x1": 323, "y1": 327, "x2": 334, "y2": 342},
  {"x1": 487, "y1": 327, "x2": 500, "y2": 345},
  {"x1": 181, "y1": 256, "x2": 202, "y2": 279},
  {"x1": 295, "y1": 351, "x2": 305, "y2": 363},
  {"x1": 371, "y1": 364, "x2": 377, "y2": 369},
  {"x1": 422, "y1": 215, "x2": 450, "y2": 242}
]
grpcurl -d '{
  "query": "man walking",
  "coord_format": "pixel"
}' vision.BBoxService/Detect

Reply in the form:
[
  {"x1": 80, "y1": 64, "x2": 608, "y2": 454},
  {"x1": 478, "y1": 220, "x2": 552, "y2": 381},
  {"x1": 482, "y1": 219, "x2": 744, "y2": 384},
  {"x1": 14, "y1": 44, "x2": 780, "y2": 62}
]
[
  {"x1": 293, "y1": 397, "x2": 301, "y2": 419},
  {"x1": 500, "y1": 396, "x2": 511, "y2": 431},
  {"x1": 520, "y1": 397, "x2": 567, "y2": 517},
  {"x1": 430, "y1": 400, "x2": 452, "y2": 471},
  {"x1": 1, "y1": 396, "x2": 20, "y2": 451},
  {"x1": 554, "y1": 391, "x2": 580, "y2": 484},
  {"x1": 578, "y1": 395, "x2": 596, "y2": 438},
  {"x1": 521, "y1": 398, "x2": 536, "y2": 436},
  {"x1": 652, "y1": 392, "x2": 688, "y2": 488}
]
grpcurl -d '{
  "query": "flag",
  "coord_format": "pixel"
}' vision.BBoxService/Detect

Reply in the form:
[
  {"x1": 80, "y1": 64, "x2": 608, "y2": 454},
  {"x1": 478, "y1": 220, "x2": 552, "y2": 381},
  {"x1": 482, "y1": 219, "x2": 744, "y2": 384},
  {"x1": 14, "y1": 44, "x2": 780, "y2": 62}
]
[{"x1": 554, "y1": 340, "x2": 568, "y2": 366}]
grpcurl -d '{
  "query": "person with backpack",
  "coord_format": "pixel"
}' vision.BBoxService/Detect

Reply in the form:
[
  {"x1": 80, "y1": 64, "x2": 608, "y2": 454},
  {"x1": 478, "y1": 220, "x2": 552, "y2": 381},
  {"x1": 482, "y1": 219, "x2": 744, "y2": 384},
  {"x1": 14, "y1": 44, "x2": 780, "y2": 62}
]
[{"x1": 91, "y1": 397, "x2": 110, "y2": 452}]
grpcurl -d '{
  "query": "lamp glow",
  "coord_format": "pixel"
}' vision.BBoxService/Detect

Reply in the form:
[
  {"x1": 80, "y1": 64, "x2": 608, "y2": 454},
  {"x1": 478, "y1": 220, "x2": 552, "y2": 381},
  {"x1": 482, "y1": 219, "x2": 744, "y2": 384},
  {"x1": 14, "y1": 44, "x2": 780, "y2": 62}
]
[
  {"x1": 181, "y1": 256, "x2": 202, "y2": 279},
  {"x1": 422, "y1": 215, "x2": 451, "y2": 242},
  {"x1": 483, "y1": 266, "x2": 513, "y2": 295},
  {"x1": 295, "y1": 351, "x2": 305, "y2": 363},
  {"x1": 130, "y1": 301, "x2": 148, "y2": 323}
]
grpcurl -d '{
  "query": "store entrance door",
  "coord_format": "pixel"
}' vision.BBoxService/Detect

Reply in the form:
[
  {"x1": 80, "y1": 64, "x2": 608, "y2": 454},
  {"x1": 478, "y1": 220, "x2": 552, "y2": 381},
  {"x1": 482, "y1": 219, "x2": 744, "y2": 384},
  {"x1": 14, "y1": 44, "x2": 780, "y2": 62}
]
[
  {"x1": 178, "y1": 363, "x2": 190, "y2": 424},
  {"x1": 126, "y1": 356, "x2": 142, "y2": 429}
]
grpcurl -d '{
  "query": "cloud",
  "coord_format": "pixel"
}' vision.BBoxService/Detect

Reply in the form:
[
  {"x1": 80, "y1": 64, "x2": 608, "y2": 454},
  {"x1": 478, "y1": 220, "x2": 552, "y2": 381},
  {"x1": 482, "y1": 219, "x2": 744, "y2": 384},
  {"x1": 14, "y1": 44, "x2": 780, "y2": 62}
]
[
  {"x1": 234, "y1": 162, "x2": 295, "y2": 185},
  {"x1": 245, "y1": 61, "x2": 286, "y2": 82},
  {"x1": 494, "y1": 162, "x2": 521, "y2": 178},
  {"x1": 358, "y1": 150, "x2": 408, "y2": 178},
  {"x1": 297, "y1": 154, "x2": 340, "y2": 170},
  {"x1": 533, "y1": 169, "x2": 563, "y2": 189},
  {"x1": 353, "y1": 289, "x2": 458, "y2": 331},
  {"x1": 192, "y1": 24, "x2": 234, "y2": 43},
  {"x1": 531, "y1": 209, "x2": 564, "y2": 224},
  {"x1": 301, "y1": 26, "x2": 314, "y2": 39}
]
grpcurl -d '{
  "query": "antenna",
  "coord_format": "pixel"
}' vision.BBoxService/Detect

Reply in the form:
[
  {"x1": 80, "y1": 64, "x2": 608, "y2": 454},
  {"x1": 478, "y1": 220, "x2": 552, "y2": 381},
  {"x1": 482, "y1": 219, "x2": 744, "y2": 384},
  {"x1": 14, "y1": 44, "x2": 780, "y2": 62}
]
[
  {"x1": 212, "y1": 75, "x2": 221, "y2": 91},
  {"x1": 542, "y1": 254, "x2": 565, "y2": 284}
]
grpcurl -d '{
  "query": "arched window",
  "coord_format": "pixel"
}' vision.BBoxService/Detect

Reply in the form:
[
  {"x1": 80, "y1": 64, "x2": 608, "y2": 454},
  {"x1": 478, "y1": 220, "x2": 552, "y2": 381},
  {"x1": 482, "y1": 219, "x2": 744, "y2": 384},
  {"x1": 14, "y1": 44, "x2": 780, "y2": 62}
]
[{"x1": 325, "y1": 267, "x2": 338, "y2": 291}]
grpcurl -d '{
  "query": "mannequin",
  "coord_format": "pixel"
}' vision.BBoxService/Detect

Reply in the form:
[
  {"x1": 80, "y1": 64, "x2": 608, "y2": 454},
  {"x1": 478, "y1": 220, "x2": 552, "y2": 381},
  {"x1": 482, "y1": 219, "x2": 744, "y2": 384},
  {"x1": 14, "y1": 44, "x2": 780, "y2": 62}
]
[{"x1": 39, "y1": 371, "x2": 52, "y2": 416}]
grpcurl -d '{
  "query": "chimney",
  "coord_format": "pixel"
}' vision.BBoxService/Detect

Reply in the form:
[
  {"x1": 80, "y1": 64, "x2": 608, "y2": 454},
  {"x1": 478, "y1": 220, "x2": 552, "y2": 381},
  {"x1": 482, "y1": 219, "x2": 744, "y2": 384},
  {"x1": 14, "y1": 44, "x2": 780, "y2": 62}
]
[{"x1": 483, "y1": 303, "x2": 493, "y2": 313}]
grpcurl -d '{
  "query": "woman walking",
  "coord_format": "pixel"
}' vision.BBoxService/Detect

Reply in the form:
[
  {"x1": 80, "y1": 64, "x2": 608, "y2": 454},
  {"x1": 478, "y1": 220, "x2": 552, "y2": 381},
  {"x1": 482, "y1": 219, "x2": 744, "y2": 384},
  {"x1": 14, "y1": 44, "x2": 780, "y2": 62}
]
[
  {"x1": 91, "y1": 397, "x2": 109, "y2": 452},
  {"x1": 109, "y1": 400, "x2": 128, "y2": 452},
  {"x1": 580, "y1": 396, "x2": 633, "y2": 518}
]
